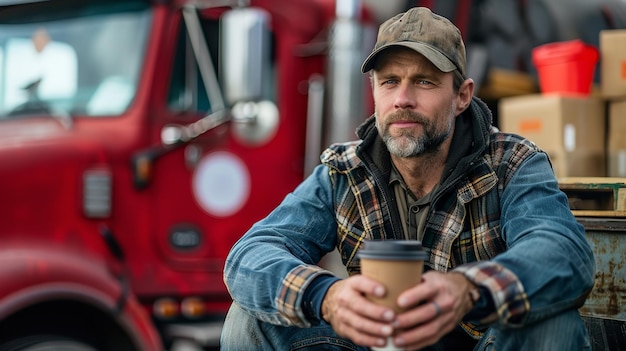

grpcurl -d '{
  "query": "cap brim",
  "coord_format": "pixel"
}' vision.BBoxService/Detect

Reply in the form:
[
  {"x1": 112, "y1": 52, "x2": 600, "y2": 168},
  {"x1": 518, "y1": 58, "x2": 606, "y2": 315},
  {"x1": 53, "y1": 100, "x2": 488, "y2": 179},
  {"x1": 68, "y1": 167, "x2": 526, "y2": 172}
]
[{"x1": 361, "y1": 42, "x2": 457, "y2": 73}]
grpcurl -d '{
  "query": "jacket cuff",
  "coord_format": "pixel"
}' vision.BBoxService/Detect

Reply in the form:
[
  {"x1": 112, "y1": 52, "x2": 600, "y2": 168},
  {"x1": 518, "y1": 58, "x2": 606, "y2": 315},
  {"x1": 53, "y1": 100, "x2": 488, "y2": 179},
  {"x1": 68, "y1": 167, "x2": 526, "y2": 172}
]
[
  {"x1": 302, "y1": 275, "x2": 342, "y2": 323},
  {"x1": 453, "y1": 261, "x2": 529, "y2": 326},
  {"x1": 276, "y1": 265, "x2": 337, "y2": 327}
]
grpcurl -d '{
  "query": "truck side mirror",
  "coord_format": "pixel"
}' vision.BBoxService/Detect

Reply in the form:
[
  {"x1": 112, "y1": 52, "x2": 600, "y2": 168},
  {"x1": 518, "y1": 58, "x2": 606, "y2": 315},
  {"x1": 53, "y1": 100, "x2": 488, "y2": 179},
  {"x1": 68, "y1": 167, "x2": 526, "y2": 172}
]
[
  {"x1": 220, "y1": 7, "x2": 278, "y2": 146},
  {"x1": 220, "y1": 7, "x2": 271, "y2": 105}
]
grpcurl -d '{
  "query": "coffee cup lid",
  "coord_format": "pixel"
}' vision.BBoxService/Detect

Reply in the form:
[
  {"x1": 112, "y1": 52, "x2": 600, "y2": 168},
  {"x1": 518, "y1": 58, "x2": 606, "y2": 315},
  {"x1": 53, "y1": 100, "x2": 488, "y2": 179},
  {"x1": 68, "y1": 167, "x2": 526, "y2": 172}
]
[{"x1": 358, "y1": 240, "x2": 429, "y2": 260}]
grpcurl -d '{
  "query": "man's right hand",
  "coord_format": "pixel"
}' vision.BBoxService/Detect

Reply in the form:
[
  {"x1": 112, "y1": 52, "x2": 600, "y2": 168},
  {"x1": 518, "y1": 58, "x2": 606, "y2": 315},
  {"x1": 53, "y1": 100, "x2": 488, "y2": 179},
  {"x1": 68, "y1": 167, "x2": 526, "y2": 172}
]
[{"x1": 321, "y1": 275, "x2": 396, "y2": 348}]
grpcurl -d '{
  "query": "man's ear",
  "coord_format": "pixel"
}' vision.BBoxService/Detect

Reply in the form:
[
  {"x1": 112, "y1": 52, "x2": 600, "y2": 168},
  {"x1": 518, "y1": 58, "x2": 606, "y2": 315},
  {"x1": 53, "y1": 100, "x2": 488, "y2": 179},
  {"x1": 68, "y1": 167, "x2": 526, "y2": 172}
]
[{"x1": 456, "y1": 78, "x2": 475, "y2": 114}]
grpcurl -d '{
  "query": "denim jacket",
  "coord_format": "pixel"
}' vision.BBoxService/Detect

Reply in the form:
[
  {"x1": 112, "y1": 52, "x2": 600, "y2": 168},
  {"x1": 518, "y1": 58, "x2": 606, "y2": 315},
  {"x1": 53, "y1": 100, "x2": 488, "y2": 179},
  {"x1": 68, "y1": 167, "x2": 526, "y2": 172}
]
[{"x1": 223, "y1": 97, "x2": 595, "y2": 335}]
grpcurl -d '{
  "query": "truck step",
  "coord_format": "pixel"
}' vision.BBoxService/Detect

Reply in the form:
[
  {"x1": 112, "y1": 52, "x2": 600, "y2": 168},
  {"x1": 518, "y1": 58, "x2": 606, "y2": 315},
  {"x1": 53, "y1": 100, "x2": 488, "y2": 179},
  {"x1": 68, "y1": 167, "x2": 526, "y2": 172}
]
[{"x1": 559, "y1": 177, "x2": 626, "y2": 217}]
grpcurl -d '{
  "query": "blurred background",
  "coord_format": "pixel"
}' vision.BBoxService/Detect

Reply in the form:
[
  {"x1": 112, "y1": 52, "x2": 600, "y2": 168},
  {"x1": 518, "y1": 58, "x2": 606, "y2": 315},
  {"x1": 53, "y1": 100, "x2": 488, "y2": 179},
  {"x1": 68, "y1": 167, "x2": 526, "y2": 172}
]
[{"x1": 366, "y1": 0, "x2": 626, "y2": 124}]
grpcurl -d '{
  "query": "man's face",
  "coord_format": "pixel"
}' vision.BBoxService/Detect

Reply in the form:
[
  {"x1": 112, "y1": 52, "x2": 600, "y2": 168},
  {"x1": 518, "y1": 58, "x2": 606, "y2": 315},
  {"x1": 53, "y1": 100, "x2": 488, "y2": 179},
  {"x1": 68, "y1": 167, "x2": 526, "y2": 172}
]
[{"x1": 372, "y1": 47, "x2": 460, "y2": 158}]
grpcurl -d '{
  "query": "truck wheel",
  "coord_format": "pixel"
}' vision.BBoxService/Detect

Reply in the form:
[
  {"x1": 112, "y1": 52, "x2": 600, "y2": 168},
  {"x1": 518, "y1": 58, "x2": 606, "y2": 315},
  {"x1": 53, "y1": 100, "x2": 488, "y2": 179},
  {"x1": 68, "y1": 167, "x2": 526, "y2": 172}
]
[{"x1": 0, "y1": 335, "x2": 97, "y2": 351}]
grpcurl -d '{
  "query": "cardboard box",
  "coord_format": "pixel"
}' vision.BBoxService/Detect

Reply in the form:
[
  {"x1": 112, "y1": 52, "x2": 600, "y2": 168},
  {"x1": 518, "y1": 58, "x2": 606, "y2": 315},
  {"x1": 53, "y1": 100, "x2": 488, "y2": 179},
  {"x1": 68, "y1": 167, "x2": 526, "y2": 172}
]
[
  {"x1": 600, "y1": 30, "x2": 626, "y2": 99},
  {"x1": 499, "y1": 94, "x2": 606, "y2": 178},
  {"x1": 608, "y1": 100, "x2": 626, "y2": 176}
]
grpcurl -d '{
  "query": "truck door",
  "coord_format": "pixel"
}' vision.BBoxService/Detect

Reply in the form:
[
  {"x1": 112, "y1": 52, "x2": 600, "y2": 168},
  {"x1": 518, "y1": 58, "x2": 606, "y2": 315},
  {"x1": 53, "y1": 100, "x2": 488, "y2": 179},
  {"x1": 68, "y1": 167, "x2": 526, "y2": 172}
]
[
  {"x1": 134, "y1": 6, "x2": 293, "y2": 309},
  {"x1": 129, "y1": 7, "x2": 233, "y2": 302}
]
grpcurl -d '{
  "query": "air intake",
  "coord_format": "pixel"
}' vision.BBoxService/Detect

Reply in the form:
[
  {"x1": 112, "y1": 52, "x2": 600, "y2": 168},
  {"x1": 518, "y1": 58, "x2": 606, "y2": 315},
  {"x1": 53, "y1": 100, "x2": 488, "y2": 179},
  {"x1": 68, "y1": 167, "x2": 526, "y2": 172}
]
[{"x1": 83, "y1": 169, "x2": 112, "y2": 218}]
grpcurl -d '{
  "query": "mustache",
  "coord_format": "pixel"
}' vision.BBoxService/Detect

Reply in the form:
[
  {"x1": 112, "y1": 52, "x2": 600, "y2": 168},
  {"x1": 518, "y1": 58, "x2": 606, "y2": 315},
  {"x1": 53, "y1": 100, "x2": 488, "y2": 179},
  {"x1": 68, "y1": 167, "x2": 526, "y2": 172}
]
[{"x1": 384, "y1": 110, "x2": 429, "y2": 125}]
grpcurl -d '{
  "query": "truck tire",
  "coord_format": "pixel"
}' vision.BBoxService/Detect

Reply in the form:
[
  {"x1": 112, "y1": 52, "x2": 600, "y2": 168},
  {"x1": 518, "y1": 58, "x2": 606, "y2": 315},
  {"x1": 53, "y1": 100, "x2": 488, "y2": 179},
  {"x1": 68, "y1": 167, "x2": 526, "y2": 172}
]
[{"x1": 0, "y1": 335, "x2": 97, "y2": 351}]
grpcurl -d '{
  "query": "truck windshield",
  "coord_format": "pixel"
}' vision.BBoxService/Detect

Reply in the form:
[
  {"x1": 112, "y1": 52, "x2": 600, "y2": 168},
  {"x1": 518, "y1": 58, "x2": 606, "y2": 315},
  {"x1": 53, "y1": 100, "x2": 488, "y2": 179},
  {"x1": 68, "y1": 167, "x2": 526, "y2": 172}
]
[{"x1": 0, "y1": 1, "x2": 151, "y2": 119}]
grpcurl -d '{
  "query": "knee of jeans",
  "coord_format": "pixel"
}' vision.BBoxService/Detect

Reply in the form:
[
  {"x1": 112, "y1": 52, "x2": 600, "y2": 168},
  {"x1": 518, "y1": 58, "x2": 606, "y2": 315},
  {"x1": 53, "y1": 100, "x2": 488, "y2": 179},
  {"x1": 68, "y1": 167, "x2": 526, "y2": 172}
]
[
  {"x1": 283, "y1": 323, "x2": 358, "y2": 350},
  {"x1": 220, "y1": 303, "x2": 267, "y2": 350},
  {"x1": 474, "y1": 309, "x2": 590, "y2": 351},
  {"x1": 220, "y1": 303, "x2": 359, "y2": 351}
]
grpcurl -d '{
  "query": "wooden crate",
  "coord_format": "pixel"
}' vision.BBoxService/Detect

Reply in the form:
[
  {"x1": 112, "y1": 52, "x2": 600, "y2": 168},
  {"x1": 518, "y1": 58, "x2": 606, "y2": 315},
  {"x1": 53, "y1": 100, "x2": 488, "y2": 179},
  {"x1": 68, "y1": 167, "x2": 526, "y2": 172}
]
[{"x1": 559, "y1": 177, "x2": 626, "y2": 217}]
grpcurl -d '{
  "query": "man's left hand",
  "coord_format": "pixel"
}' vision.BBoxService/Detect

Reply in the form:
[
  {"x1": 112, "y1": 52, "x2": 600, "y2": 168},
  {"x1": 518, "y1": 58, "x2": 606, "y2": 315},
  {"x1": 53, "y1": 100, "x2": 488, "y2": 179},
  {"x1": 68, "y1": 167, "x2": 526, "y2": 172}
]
[{"x1": 390, "y1": 271, "x2": 476, "y2": 350}]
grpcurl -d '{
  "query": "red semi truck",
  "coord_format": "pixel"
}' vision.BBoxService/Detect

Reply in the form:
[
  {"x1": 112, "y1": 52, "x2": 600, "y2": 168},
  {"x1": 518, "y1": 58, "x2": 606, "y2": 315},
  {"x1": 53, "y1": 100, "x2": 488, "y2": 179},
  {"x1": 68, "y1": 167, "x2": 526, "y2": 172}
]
[{"x1": 0, "y1": 0, "x2": 375, "y2": 349}]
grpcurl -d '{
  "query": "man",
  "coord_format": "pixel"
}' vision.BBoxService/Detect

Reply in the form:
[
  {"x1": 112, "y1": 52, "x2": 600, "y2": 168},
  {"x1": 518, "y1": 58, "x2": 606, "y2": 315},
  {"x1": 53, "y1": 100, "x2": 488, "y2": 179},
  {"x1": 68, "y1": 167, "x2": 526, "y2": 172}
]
[{"x1": 222, "y1": 7, "x2": 595, "y2": 351}]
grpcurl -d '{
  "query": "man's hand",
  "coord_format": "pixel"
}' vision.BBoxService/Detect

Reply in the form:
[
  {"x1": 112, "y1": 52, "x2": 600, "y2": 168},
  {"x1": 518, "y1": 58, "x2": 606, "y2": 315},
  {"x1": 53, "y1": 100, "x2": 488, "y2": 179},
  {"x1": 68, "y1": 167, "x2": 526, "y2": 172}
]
[
  {"x1": 321, "y1": 275, "x2": 396, "y2": 348},
  {"x1": 390, "y1": 271, "x2": 477, "y2": 350}
]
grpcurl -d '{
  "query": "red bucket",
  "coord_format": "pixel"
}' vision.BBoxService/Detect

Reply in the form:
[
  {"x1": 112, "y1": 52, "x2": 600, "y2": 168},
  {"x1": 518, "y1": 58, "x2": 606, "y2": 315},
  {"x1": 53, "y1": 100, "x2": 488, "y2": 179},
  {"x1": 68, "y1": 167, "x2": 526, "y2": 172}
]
[{"x1": 532, "y1": 40, "x2": 599, "y2": 96}]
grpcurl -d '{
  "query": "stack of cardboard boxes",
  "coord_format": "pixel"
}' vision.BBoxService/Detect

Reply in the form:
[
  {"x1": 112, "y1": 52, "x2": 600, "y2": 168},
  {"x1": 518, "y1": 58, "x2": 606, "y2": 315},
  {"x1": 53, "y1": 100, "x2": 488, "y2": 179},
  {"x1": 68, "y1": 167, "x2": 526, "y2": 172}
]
[
  {"x1": 602, "y1": 31, "x2": 626, "y2": 178},
  {"x1": 498, "y1": 30, "x2": 626, "y2": 178}
]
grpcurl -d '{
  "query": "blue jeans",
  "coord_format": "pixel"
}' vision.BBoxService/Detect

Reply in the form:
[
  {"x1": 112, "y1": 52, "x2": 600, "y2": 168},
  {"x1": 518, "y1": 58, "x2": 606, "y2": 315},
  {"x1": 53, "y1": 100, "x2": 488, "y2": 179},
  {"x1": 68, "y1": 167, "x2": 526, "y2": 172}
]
[{"x1": 220, "y1": 303, "x2": 591, "y2": 351}]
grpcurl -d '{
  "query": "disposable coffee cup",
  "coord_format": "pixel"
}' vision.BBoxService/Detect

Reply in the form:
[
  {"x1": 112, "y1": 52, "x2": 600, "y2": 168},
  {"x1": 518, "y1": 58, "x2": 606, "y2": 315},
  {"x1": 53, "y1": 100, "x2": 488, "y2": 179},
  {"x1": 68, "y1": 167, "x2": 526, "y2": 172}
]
[{"x1": 358, "y1": 240, "x2": 428, "y2": 351}]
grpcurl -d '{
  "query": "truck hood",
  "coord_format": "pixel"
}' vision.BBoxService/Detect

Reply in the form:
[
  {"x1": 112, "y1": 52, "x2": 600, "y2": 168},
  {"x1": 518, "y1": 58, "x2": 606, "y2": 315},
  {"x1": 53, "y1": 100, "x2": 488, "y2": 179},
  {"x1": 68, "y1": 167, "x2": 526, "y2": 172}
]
[
  {"x1": 0, "y1": 116, "x2": 108, "y2": 161},
  {"x1": 0, "y1": 117, "x2": 111, "y2": 242},
  {"x1": 0, "y1": 117, "x2": 71, "y2": 147}
]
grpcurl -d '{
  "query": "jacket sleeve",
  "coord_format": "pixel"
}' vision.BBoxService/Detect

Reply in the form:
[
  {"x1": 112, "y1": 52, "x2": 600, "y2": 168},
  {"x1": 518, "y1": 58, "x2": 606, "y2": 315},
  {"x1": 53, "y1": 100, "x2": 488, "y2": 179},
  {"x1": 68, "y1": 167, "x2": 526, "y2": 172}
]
[
  {"x1": 223, "y1": 164, "x2": 340, "y2": 327},
  {"x1": 455, "y1": 151, "x2": 595, "y2": 328}
]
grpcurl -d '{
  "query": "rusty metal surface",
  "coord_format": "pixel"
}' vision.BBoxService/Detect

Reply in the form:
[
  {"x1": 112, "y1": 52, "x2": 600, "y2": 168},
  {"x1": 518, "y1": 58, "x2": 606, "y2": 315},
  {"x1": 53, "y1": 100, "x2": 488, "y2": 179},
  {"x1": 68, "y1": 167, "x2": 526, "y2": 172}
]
[{"x1": 577, "y1": 218, "x2": 626, "y2": 321}]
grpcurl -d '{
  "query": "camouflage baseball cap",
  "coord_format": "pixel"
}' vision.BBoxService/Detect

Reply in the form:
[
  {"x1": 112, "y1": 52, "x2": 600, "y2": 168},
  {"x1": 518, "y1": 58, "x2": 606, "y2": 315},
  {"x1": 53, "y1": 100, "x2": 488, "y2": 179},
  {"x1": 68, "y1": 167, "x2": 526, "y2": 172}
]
[{"x1": 361, "y1": 7, "x2": 466, "y2": 77}]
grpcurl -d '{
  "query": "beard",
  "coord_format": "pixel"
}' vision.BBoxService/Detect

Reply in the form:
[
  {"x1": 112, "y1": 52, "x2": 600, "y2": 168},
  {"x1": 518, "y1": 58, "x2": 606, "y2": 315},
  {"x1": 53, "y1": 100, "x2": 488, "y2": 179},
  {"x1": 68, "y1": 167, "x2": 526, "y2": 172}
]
[{"x1": 376, "y1": 108, "x2": 454, "y2": 158}]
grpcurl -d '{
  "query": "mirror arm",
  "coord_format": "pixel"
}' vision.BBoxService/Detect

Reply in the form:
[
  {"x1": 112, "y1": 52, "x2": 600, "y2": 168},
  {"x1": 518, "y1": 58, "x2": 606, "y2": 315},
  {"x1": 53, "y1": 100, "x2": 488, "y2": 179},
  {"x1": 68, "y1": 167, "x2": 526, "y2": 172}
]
[
  {"x1": 135, "y1": 110, "x2": 229, "y2": 189},
  {"x1": 162, "y1": 109, "x2": 229, "y2": 146}
]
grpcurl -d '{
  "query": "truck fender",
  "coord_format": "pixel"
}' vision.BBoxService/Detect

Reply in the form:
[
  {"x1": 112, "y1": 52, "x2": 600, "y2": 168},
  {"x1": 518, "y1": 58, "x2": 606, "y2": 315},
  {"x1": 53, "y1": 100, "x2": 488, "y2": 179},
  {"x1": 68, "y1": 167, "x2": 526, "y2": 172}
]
[{"x1": 0, "y1": 245, "x2": 162, "y2": 351}]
